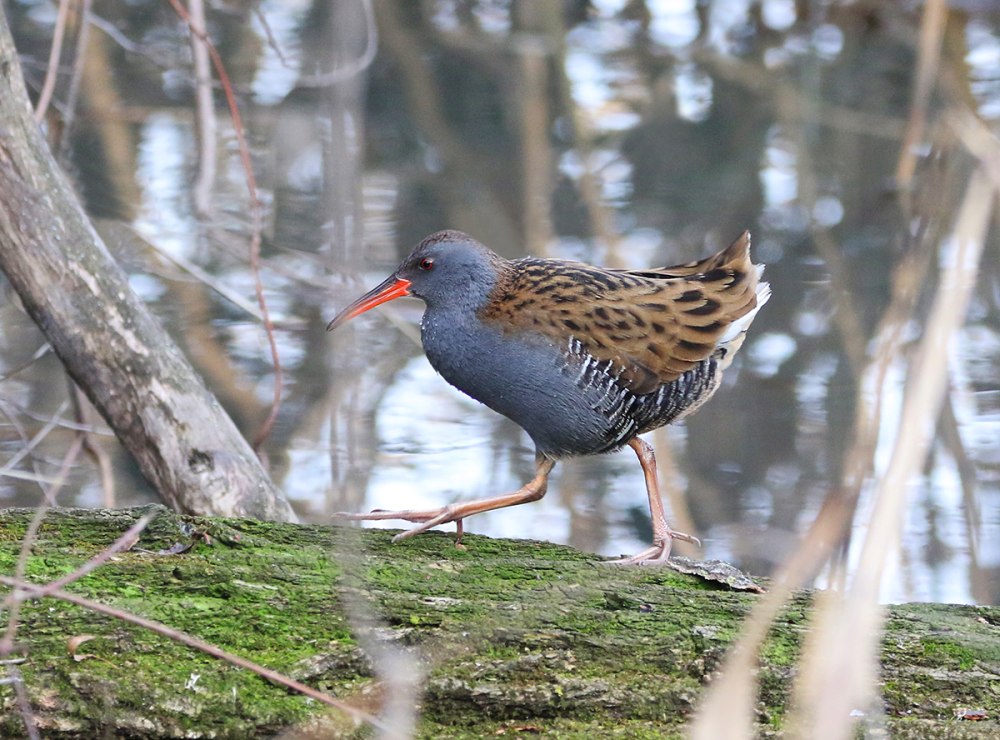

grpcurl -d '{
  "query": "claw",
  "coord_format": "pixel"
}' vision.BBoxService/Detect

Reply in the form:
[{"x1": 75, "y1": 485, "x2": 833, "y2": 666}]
[
  {"x1": 605, "y1": 528, "x2": 701, "y2": 566},
  {"x1": 332, "y1": 456, "x2": 555, "y2": 548}
]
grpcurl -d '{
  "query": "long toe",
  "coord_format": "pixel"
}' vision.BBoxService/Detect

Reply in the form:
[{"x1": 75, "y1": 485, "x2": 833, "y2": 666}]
[
  {"x1": 332, "y1": 508, "x2": 444, "y2": 523},
  {"x1": 607, "y1": 528, "x2": 700, "y2": 565},
  {"x1": 332, "y1": 510, "x2": 396, "y2": 521},
  {"x1": 668, "y1": 529, "x2": 701, "y2": 547},
  {"x1": 605, "y1": 544, "x2": 664, "y2": 565},
  {"x1": 391, "y1": 506, "x2": 459, "y2": 541},
  {"x1": 332, "y1": 510, "x2": 369, "y2": 520}
]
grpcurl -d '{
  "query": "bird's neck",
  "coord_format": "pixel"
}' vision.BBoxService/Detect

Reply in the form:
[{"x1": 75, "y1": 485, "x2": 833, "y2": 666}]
[
  {"x1": 422, "y1": 291, "x2": 491, "y2": 336},
  {"x1": 420, "y1": 299, "x2": 501, "y2": 390},
  {"x1": 419, "y1": 261, "x2": 510, "y2": 371},
  {"x1": 424, "y1": 258, "x2": 510, "y2": 323}
]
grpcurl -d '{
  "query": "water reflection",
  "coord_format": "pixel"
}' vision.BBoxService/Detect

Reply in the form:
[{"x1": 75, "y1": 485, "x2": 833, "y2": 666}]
[{"x1": 2, "y1": 1, "x2": 999, "y2": 605}]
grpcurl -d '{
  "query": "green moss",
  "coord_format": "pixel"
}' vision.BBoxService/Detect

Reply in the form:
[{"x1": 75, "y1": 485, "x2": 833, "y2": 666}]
[
  {"x1": 2, "y1": 507, "x2": 999, "y2": 738},
  {"x1": 919, "y1": 638, "x2": 977, "y2": 670}
]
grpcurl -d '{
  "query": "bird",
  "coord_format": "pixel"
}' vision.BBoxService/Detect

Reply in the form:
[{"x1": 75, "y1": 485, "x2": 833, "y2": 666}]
[{"x1": 327, "y1": 230, "x2": 770, "y2": 563}]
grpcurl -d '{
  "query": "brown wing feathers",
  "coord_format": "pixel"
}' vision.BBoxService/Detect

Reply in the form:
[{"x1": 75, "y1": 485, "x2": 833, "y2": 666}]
[{"x1": 481, "y1": 232, "x2": 761, "y2": 394}]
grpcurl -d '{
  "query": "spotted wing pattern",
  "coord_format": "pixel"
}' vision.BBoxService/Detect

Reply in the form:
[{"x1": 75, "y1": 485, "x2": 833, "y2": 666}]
[{"x1": 480, "y1": 232, "x2": 765, "y2": 395}]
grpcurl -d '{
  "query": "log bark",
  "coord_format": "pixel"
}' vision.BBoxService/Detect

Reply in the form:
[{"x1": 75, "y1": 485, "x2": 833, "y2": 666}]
[
  {"x1": 0, "y1": 7, "x2": 293, "y2": 521},
  {"x1": 1, "y1": 506, "x2": 997, "y2": 738}
]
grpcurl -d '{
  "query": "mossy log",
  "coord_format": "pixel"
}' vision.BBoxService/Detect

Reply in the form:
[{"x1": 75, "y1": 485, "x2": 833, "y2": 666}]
[{"x1": 1, "y1": 506, "x2": 997, "y2": 738}]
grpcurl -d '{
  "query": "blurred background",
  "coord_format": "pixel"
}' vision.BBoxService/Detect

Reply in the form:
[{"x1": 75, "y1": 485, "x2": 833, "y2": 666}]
[{"x1": 2, "y1": 0, "x2": 998, "y2": 604}]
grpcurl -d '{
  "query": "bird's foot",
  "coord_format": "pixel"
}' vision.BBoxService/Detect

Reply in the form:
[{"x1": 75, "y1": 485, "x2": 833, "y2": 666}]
[
  {"x1": 391, "y1": 505, "x2": 463, "y2": 542},
  {"x1": 331, "y1": 458, "x2": 555, "y2": 550},
  {"x1": 606, "y1": 529, "x2": 701, "y2": 566},
  {"x1": 332, "y1": 505, "x2": 464, "y2": 543}
]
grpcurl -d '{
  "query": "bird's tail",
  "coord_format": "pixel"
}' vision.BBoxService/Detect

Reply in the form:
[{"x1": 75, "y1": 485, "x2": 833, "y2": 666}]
[{"x1": 713, "y1": 266, "x2": 770, "y2": 370}]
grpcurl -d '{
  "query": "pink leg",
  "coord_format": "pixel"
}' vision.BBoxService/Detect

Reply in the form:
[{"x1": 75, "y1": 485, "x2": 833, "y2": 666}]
[
  {"x1": 608, "y1": 437, "x2": 700, "y2": 565},
  {"x1": 334, "y1": 456, "x2": 556, "y2": 543}
]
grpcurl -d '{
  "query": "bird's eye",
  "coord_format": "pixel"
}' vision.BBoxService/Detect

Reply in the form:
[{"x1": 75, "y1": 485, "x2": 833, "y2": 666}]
[{"x1": 418, "y1": 257, "x2": 434, "y2": 271}]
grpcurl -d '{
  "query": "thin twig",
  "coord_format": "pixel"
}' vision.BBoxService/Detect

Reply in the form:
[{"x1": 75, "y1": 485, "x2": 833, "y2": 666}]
[
  {"x1": 34, "y1": 0, "x2": 72, "y2": 122},
  {"x1": 336, "y1": 548, "x2": 424, "y2": 740},
  {"x1": 69, "y1": 381, "x2": 116, "y2": 507},
  {"x1": 949, "y1": 109, "x2": 1000, "y2": 190},
  {"x1": 896, "y1": 0, "x2": 947, "y2": 187},
  {"x1": 1, "y1": 434, "x2": 85, "y2": 656},
  {"x1": 0, "y1": 468, "x2": 68, "y2": 485},
  {"x1": 188, "y1": 0, "x2": 218, "y2": 214},
  {"x1": 0, "y1": 396, "x2": 112, "y2": 436},
  {"x1": 86, "y1": 13, "x2": 141, "y2": 53},
  {"x1": 0, "y1": 399, "x2": 72, "y2": 479},
  {"x1": 689, "y1": 494, "x2": 856, "y2": 739},
  {"x1": 88, "y1": 13, "x2": 169, "y2": 67},
  {"x1": 165, "y1": 0, "x2": 283, "y2": 452},
  {"x1": 0, "y1": 344, "x2": 51, "y2": 383},
  {"x1": 57, "y1": 0, "x2": 94, "y2": 159},
  {"x1": 5, "y1": 664, "x2": 40, "y2": 740},
  {"x1": 252, "y1": 6, "x2": 290, "y2": 68},
  {"x1": 144, "y1": 236, "x2": 264, "y2": 319},
  {"x1": 298, "y1": 0, "x2": 378, "y2": 87},
  {"x1": 1, "y1": 511, "x2": 155, "y2": 609}
]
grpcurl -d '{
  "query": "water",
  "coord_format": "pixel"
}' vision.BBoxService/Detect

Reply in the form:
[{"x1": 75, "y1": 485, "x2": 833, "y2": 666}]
[{"x1": 3, "y1": 1, "x2": 999, "y2": 604}]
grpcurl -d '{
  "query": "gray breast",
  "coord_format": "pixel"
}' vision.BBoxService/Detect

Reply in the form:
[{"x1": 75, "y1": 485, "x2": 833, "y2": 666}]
[
  {"x1": 420, "y1": 312, "x2": 623, "y2": 456},
  {"x1": 420, "y1": 310, "x2": 721, "y2": 458}
]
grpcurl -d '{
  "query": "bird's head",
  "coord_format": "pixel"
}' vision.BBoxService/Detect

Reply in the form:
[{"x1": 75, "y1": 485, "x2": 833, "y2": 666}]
[{"x1": 327, "y1": 230, "x2": 503, "y2": 331}]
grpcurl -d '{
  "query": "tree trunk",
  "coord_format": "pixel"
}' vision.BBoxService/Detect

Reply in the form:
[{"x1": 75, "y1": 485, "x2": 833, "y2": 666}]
[
  {"x1": 0, "y1": 7, "x2": 293, "y2": 521},
  {"x1": 2, "y1": 506, "x2": 997, "y2": 738}
]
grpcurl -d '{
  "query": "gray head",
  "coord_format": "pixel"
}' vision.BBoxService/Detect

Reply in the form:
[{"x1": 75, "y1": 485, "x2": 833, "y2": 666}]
[{"x1": 327, "y1": 231, "x2": 505, "y2": 331}]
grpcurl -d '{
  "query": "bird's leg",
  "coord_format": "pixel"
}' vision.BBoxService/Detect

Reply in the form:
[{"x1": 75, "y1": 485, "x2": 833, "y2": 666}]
[
  {"x1": 608, "y1": 437, "x2": 700, "y2": 565},
  {"x1": 334, "y1": 455, "x2": 556, "y2": 544}
]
